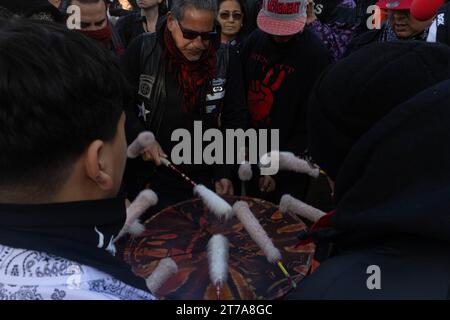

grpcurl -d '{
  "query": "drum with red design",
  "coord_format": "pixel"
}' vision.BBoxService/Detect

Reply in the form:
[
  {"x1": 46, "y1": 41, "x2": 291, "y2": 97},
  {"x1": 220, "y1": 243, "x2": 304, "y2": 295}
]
[{"x1": 122, "y1": 196, "x2": 314, "y2": 300}]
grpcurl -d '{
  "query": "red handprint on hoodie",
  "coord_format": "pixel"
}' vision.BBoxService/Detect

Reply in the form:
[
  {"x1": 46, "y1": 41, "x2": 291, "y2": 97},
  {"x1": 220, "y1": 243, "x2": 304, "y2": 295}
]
[{"x1": 248, "y1": 66, "x2": 286, "y2": 125}]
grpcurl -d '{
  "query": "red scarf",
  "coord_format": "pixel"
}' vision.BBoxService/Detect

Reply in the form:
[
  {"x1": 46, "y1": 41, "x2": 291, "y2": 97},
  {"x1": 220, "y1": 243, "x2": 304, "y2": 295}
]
[
  {"x1": 78, "y1": 23, "x2": 113, "y2": 50},
  {"x1": 163, "y1": 26, "x2": 216, "y2": 113}
]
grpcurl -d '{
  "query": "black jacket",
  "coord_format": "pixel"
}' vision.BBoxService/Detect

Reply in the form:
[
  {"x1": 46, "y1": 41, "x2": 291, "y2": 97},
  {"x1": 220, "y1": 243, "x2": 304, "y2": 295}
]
[
  {"x1": 121, "y1": 20, "x2": 248, "y2": 200},
  {"x1": 429, "y1": 2, "x2": 450, "y2": 46},
  {"x1": 287, "y1": 79, "x2": 450, "y2": 299}
]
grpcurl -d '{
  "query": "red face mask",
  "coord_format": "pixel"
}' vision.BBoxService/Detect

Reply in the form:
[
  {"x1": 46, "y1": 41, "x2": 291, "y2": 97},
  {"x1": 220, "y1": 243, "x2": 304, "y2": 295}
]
[{"x1": 78, "y1": 23, "x2": 113, "y2": 49}]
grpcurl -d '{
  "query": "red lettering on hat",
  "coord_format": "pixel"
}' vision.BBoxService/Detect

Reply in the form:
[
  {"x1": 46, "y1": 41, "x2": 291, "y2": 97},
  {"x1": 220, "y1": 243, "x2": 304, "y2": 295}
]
[{"x1": 267, "y1": 0, "x2": 302, "y2": 15}]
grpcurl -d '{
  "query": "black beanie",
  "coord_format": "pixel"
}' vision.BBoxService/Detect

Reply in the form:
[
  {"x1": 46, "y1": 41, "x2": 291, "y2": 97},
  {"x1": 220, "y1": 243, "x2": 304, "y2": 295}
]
[{"x1": 308, "y1": 41, "x2": 450, "y2": 181}]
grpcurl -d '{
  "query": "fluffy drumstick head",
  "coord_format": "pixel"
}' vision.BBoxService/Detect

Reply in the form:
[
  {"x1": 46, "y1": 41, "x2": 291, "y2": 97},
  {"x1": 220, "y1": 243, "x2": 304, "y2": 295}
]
[
  {"x1": 114, "y1": 189, "x2": 158, "y2": 242},
  {"x1": 145, "y1": 258, "x2": 178, "y2": 295},
  {"x1": 127, "y1": 189, "x2": 158, "y2": 223},
  {"x1": 127, "y1": 131, "x2": 155, "y2": 158},
  {"x1": 260, "y1": 151, "x2": 320, "y2": 178},
  {"x1": 238, "y1": 161, "x2": 253, "y2": 181},
  {"x1": 233, "y1": 201, "x2": 281, "y2": 263},
  {"x1": 193, "y1": 185, "x2": 233, "y2": 220},
  {"x1": 279, "y1": 194, "x2": 326, "y2": 222},
  {"x1": 128, "y1": 220, "x2": 146, "y2": 236},
  {"x1": 207, "y1": 234, "x2": 229, "y2": 287}
]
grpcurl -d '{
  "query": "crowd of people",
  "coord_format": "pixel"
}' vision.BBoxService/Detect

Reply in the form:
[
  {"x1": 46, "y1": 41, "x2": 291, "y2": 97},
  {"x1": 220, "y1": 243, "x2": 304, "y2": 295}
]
[{"x1": 1, "y1": 0, "x2": 450, "y2": 300}]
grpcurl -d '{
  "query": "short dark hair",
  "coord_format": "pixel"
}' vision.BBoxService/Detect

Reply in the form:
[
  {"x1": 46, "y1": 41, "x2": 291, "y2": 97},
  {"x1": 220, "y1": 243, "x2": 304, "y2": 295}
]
[
  {"x1": 171, "y1": 0, "x2": 217, "y2": 21},
  {"x1": 0, "y1": 6, "x2": 13, "y2": 18},
  {"x1": 0, "y1": 18, "x2": 131, "y2": 195}
]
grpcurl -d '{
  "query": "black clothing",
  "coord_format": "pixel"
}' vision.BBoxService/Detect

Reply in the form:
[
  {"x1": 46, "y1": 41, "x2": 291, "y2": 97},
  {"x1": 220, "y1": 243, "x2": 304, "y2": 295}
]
[
  {"x1": 241, "y1": 29, "x2": 330, "y2": 202},
  {"x1": 242, "y1": 28, "x2": 331, "y2": 155},
  {"x1": 0, "y1": 197, "x2": 149, "y2": 292},
  {"x1": 308, "y1": 41, "x2": 450, "y2": 181},
  {"x1": 289, "y1": 79, "x2": 450, "y2": 299},
  {"x1": 121, "y1": 21, "x2": 248, "y2": 210}
]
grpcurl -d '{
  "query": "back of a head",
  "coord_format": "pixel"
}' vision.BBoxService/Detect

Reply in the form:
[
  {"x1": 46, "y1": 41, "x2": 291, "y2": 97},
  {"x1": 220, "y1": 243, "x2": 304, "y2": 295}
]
[
  {"x1": 333, "y1": 79, "x2": 450, "y2": 247},
  {"x1": 0, "y1": 7, "x2": 13, "y2": 19},
  {"x1": 0, "y1": 18, "x2": 130, "y2": 199},
  {"x1": 308, "y1": 41, "x2": 450, "y2": 184}
]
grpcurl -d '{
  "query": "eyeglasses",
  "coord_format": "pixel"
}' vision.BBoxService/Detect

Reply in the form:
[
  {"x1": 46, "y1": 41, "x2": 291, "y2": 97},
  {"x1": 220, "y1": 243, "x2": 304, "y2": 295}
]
[
  {"x1": 219, "y1": 11, "x2": 243, "y2": 21},
  {"x1": 177, "y1": 21, "x2": 217, "y2": 40}
]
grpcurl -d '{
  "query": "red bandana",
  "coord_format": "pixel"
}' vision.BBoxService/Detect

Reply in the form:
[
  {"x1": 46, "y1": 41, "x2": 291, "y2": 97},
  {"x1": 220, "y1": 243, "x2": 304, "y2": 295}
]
[
  {"x1": 163, "y1": 26, "x2": 216, "y2": 114},
  {"x1": 78, "y1": 23, "x2": 113, "y2": 50}
]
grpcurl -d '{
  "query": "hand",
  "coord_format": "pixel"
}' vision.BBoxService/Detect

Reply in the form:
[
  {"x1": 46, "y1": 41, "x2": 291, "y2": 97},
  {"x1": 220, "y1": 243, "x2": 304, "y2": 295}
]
[
  {"x1": 215, "y1": 178, "x2": 234, "y2": 196},
  {"x1": 141, "y1": 141, "x2": 167, "y2": 166},
  {"x1": 248, "y1": 67, "x2": 286, "y2": 122},
  {"x1": 259, "y1": 175, "x2": 276, "y2": 193},
  {"x1": 306, "y1": 0, "x2": 317, "y2": 24}
]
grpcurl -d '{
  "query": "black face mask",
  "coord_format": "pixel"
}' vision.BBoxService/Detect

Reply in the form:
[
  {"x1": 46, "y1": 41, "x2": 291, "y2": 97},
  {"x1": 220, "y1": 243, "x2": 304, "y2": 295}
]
[{"x1": 270, "y1": 34, "x2": 299, "y2": 49}]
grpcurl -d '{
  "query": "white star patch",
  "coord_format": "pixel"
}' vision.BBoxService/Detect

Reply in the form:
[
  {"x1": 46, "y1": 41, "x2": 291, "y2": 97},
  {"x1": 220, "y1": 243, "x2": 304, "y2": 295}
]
[{"x1": 138, "y1": 102, "x2": 150, "y2": 121}]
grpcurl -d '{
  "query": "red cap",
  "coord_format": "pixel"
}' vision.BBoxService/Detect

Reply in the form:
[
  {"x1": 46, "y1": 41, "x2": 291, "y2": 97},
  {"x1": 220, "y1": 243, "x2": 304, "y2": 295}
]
[
  {"x1": 376, "y1": 0, "x2": 413, "y2": 10},
  {"x1": 411, "y1": 0, "x2": 445, "y2": 21}
]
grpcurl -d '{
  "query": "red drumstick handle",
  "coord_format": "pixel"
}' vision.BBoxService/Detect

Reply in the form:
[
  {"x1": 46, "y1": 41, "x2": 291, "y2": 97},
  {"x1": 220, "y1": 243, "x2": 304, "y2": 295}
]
[
  {"x1": 216, "y1": 284, "x2": 221, "y2": 300},
  {"x1": 160, "y1": 158, "x2": 198, "y2": 188}
]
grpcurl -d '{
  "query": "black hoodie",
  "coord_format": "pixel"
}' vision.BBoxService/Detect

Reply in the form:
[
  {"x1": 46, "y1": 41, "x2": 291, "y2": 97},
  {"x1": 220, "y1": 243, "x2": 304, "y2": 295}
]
[{"x1": 287, "y1": 79, "x2": 450, "y2": 299}]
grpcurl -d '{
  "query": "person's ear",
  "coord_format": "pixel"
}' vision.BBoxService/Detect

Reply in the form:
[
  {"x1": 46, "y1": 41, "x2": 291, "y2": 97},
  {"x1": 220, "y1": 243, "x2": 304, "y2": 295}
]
[
  {"x1": 84, "y1": 140, "x2": 114, "y2": 192},
  {"x1": 167, "y1": 12, "x2": 175, "y2": 31}
]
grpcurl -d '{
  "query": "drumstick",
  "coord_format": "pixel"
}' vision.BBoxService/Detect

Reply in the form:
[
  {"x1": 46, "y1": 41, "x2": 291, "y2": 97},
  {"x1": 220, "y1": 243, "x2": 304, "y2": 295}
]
[
  {"x1": 260, "y1": 151, "x2": 321, "y2": 178},
  {"x1": 232, "y1": 201, "x2": 296, "y2": 288},
  {"x1": 160, "y1": 158, "x2": 197, "y2": 188},
  {"x1": 127, "y1": 133, "x2": 233, "y2": 219},
  {"x1": 238, "y1": 161, "x2": 253, "y2": 196},
  {"x1": 207, "y1": 234, "x2": 229, "y2": 300},
  {"x1": 279, "y1": 194, "x2": 326, "y2": 222},
  {"x1": 145, "y1": 258, "x2": 178, "y2": 295},
  {"x1": 114, "y1": 189, "x2": 158, "y2": 242},
  {"x1": 160, "y1": 158, "x2": 233, "y2": 220}
]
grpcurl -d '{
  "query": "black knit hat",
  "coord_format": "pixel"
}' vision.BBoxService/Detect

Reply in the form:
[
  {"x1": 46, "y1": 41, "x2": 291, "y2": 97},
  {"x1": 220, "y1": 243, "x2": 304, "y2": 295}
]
[{"x1": 308, "y1": 41, "x2": 450, "y2": 181}]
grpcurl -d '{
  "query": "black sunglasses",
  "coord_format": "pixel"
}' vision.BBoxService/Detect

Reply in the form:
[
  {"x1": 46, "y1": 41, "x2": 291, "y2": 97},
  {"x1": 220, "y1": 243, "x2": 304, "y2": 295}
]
[
  {"x1": 219, "y1": 11, "x2": 243, "y2": 20},
  {"x1": 177, "y1": 21, "x2": 218, "y2": 40}
]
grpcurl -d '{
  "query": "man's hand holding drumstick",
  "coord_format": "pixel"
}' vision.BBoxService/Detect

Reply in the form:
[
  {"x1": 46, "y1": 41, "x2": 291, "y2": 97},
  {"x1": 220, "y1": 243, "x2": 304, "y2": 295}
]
[{"x1": 141, "y1": 141, "x2": 168, "y2": 166}]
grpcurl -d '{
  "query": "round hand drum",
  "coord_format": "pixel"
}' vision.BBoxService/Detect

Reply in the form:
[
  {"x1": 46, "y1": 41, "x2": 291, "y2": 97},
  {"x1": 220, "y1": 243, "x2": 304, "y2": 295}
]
[{"x1": 122, "y1": 196, "x2": 315, "y2": 300}]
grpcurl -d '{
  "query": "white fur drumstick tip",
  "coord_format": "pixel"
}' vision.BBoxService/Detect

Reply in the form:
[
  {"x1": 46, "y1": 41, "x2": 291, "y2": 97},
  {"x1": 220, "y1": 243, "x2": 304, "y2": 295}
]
[
  {"x1": 238, "y1": 161, "x2": 253, "y2": 181},
  {"x1": 145, "y1": 258, "x2": 178, "y2": 295},
  {"x1": 128, "y1": 220, "x2": 146, "y2": 236},
  {"x1": 114, "y1": 189, "x2": 158, "y2": 242},
  {"x1": 207, "y1": 234, "x2": 229, "y2": 287},
  {"x1": 279, "y1": 194, "x2": 326, "y2": 222},
  {"x1": 127, "y1": 131, "x2": 155, "y2": 158},
  {"x1": 260, "y1": 151, "x2": 320, "y2": 178},
  {"x1": 194, "y1": 185, "x2": 233, "y2": 220},
  {"x1": 127, "y1": 189, "x2": 158, "y2": 224},
  {"x1": 233, "y1": 201, "x2": 281, "y2": 263}
]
